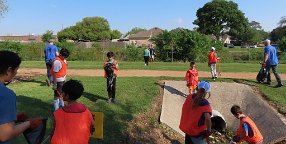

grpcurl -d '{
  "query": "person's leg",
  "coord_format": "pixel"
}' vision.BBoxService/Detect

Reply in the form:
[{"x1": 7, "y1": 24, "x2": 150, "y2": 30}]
[
  {"x1": 46, "y1": 63, "x2": 52, "y2": 86},
  {"x1": 185, "y1": 134, "x2": 194, "y2": 144},
  {"x1": 210, "y1": 64, "x2": 215, "y2": 78},
  {"x1": 271, "y1": 65, "x2": 283, "y2": 85},
  {"x1": 111, "y1": 77, "x2": 116, "y2": 103},
  {"x1": 266, "y1": 65, "x2": 271, "y2": 84},
  {"x1": 190, "y1": 136, "x2": 207, "y2": 144},
  {"x1": 57, "y1": 82, "x2": 64, "y2": 107},
  {"x1": 144, "y1": 56, "x2": 147, "y2": 65},
  {"x1": 146, "y1": 57, "x2": 149, "y2": 65},
  {"x1": 213, "y1": 63, "x2": 217, "y2": 78},
  {"x1": 106, "y1": 78, "x2": 112, "y2": 101}
]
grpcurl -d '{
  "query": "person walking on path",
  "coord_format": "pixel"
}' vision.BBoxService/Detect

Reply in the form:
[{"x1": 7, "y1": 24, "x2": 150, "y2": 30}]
[
  {"x1": 44, "y1": 39, "x2": 59, "y2": 86},
  {"x1": 144, "y1": 47, "x2": 150, "y2": 66},
  {"x1": 104, "y1": 52, "x2": 118, "y2": 103},
  {"x1": 149, "y1": 44, "x2": 156, "y2": 62},
  {"x1": 179, "y1": 81, "x2": 212, "y2": 144},
  {"x1": 263, "y1": 39, "x2": 283, "y2": 87},
  {"x1": 51, "y1": 48, "x2": 70, "y2": 111},
  {"x1": 208, "y1": 47, "x2": 220, "y2": 80},
  {"x1": 184, "y1": 61, "x2": 199, "y2": 94},
  {"x1": 230, "y1": 105, "x2": 263, "y2": 144}
]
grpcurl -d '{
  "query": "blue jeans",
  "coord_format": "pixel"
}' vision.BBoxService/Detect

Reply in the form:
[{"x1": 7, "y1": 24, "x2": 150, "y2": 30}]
[
  {"x1": 185, "y1": 134, "x2": 207, "y2": 144},
  {"x1": 46, "y1": 63, "x2": 52, "y2": 82},
  {"x1": 266, "y1": 65, "x2": 283, "y2": 84}
]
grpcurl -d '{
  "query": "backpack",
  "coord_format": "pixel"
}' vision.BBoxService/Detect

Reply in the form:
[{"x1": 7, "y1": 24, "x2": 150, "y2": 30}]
[{"x1": 104, "y1": 62, "x2": 115, "y2": 77}]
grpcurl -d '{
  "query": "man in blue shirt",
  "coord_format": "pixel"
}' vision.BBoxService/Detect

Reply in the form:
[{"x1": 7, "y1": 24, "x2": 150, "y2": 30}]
[
  {"x1": 263, "y1": 39, "x2": 283, "y2": 87},
  {"x1": 44, "y1": 39, "x2": 59, "y2": 86},
  {"x1": 149, "y1": 44, "x2": 156, "y2": 62}
]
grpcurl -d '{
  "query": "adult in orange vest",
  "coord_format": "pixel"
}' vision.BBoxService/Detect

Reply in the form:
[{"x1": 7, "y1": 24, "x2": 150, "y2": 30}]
[
  {"x1": 208, "y1": 47, "x2": 220, "y2": 80},
  {"x1": 50, "y1": 48, "x2": 70, "y2": 111},
  {"x1": 179, "y1": 81, "x2": 212, "y2": 144},
  {"x1": 51, "y1": 80, "x2": 93, "y2": 144},
  {"x1": 231, "y1": 105, "x2": 263, "y2": 144},
  {"x1": 104, "y1": 51, "x2": 118, "y2": 103},
  {"x1": 184, "y1": 61, "x2": 199, "y2": 94}
]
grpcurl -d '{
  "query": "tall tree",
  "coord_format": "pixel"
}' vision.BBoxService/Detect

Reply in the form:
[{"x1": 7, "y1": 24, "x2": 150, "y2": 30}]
[
  {"x1": 0, "y1": 0, "x2": 8, "y2": 18},
  {"x1": 42, "y1": 30, "x2": 54, "y2": 43},
  {"x1": 57, "y1": 16, "x2": 113, "y2": 41},
  {"x1": 278, "y1": 16, "x2": 286, "y2": 27},
  {"x1": 193, "y1": 0, "x2": 248, "y2": 38},
  {"x1": 269, "y1": 26, "x2": 286, "y2": 42},
  {"x1": 249, "y1": 21, "x2": 262, "y2": 30},
  {"x1": 126, "y1": 27, "x2": 146, "y2": 36},
  {"x1": 110, "y1": 30, "x2": 122, "y2": 39}
]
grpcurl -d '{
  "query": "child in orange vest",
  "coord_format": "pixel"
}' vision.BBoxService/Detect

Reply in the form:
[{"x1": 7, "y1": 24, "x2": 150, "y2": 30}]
[
  {"x1": 231, "y1": 105, "x2": 263, "y2": 144},
  {"x1": 51, "y1": 48, "x2": 69, "y2": 111},
  {"x1": 184, "y1": 61, "x2": 199, "y2": 94},
  {"x1": 104, "y1": 51, "x2": 118, "y2": 103},
  {"x1": 208, "y1": 47, "x2": 220, "y2": 80},
  {"x1": 51, "y1": 79, "x2": 93, "y2": 144},
  {"x1": 179, "y1": 81, "x2": 212, "y2": 144}
]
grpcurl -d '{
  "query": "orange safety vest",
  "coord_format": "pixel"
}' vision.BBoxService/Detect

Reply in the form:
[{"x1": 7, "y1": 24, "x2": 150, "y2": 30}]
[
  {"x1": 50, "y1": 57, "x2": 67, "y2": 78},
  {"x1": 179, "y1": 94, "x2": 212, "y2": 136},
  {"x1": 104, "y1": 59, "x2": 118, "y2": 78},
  {"x1": 185, "y1": 68, "x2": 199, "y2": 86},
  {"x1": 208, "y1": 52, "x2": 217, "y2": 64},
  {"x1": 237, "y1": 116, "x2": 263, "y2": 143},
  {"x1": 51, "y1": 107, "x2": 92, "y2": 144}
]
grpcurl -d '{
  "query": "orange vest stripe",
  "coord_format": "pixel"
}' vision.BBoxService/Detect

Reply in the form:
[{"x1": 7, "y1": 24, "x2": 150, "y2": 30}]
[
  {"x1": 51, "y1": 108, "x2": 92, "y2": 144},
  {"x1": 50, "y1": 57, "x2": 67, "y2": 78},
  {"x1": 179, "y1": 95, "x2": 212, "y2": 136},
  {"x1": 237, "y1": 116, "x2": 263, "y2": 143}
]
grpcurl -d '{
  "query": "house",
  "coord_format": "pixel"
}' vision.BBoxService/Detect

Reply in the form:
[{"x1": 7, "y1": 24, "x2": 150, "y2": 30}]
[
  {"x1": 220, "y1": 34, "x2": 231, "y2": 44},
  {"x1": 128, "y1": 27, "x2": 162, "y2": 47},
  {"x1": 0, "y1": 35, "x2": 42, "y2": 42}
]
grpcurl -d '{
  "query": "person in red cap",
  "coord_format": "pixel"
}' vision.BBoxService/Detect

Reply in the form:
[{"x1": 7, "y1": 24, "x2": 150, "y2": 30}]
[{"x1": 179, "y1": 81, "x2": 212, "y2": 144}]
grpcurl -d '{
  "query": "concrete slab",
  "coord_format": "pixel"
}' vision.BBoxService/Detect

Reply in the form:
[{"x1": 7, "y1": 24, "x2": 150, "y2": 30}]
[{"x1": 160, "y1": 81, "x2": 286, "y2": 143}]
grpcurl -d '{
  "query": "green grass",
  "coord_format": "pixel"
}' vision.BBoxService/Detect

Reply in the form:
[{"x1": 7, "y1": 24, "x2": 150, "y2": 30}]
[
  {"x1": 20, "y1": 61, "x2": 286, "y2": 73},
  {"x1": 10, "y1": 76, "x2": 181, "y2": 143},
  {"x1": 9, "y1": 76, "x2": 285, "y2": 143}
]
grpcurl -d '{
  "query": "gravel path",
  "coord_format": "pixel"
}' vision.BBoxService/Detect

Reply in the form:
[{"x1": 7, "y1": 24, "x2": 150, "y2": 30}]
[{"x1": 18, "y1": 68, "x2": 286, "y2": 80}]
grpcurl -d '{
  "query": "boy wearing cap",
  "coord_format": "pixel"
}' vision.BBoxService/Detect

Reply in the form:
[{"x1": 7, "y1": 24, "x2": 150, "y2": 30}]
[
  {"x1": 208, "y1": 47, "x2": 220, "y2": 80},
  {"x1": 179, "y1": 81, "x2": 212, "y2": 144}
]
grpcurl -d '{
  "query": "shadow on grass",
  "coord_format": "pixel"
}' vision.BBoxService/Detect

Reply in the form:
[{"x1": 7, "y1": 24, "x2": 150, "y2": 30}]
[
  {"x1": 14, "y1": 76, "x2": 47, "y2": 86},
  {"x1": 164, "y1": 85, "x2": 187, "y2": 98},
  {"x1": 83, "y1": 92, "x2": 108, "y2": 102}
]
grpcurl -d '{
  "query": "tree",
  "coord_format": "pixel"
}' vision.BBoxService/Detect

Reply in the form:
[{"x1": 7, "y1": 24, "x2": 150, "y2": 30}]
[
  {"x1": 126, "y1": 27, "x2": 146, "y2": 36},
  {"x1": 0, "y1": 0, "x2": 8, "y2": 18},
  {"x1": 249, "y1": 21, "x2": 262, "y2": 30},
  {"x1": 269, "y1": 26, "x2": 286, "y2": 42},
  {"x1": 278, "y1": 16, "x2": 286, "y2": 27},
  {"x1": 240, "y1": 28, "x2": 260, "y2": 45},
  {"x1": 193, "y1": 0, "x2": 249, "y2": 38},
  {"x1": 42, "y1": 30, "x2": 54, "y2": 43},
  {"x1": 152, "y1": 28, "x2": 223, "y2": 62},
  {"x1": 110, "y1": 30, "x2": 122, "y2": 39},
  {"x1": 57, "y1": 16, "x2": 116, "y2": 42},
  {"x1": 278, "y1": 37, "x2": 286, "y2": 52}
]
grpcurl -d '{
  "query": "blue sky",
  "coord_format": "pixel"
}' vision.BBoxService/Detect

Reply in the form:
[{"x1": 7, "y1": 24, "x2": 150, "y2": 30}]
[{"x1": 0, "y1": 0, "x2": 285, "y2": 35}]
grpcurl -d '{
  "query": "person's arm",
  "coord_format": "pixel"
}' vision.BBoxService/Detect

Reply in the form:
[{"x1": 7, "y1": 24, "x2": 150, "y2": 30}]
[
  {"x1": 204, "y1": 113, "x2": 212, "y2": 132},
  {"x1": 0, "y1": 121, "x2": 30, "y2": 142},
  {"x1": 263, "y1": 47, "x2": 269, "y2": 65}
]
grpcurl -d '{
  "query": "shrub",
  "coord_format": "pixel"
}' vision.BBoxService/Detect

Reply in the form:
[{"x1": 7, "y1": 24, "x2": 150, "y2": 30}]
[{"x1": 278, "y1": 37, "x2": 286, "y2": 52}]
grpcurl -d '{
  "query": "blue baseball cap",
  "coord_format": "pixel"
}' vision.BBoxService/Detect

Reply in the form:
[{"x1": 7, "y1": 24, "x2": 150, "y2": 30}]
[{"x1": 198, "y1": 81, "x2": 211, "y2": 92}]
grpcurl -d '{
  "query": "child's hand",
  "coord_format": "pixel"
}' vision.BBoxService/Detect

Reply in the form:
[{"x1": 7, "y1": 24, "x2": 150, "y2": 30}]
[
  {"x1": 29, "y1": 117, "x2": 43, "y2": 129},
  {"x1": 16, "y1": 112, "x2": 28, "y2": 122}
]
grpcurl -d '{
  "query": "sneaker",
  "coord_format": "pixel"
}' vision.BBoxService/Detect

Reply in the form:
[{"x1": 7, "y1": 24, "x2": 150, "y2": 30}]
[
  {"x1": 275, "y1": 83, "x2": 284, "y2": 88},
  {"x1": 111, "y1": 98, "x2": 116, "y2": 104},
  {"x1": 215, "y1": 76, "x2": 218, "y2": 79},
  {"x1": 145, "y1": 64, "x2": 146, "y2": 66},
  {"x1": 107, "y1": 98, "x2": 112, "y2": 103}
]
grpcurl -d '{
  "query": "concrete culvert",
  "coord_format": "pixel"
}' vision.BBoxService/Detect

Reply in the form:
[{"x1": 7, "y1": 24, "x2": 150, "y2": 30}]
[
  {"x1": 211, "y1": 110, "x2": 227, "y2": 133},
  {"x1": 160, "y1": 81, "x2": 286, "y2": 143}
]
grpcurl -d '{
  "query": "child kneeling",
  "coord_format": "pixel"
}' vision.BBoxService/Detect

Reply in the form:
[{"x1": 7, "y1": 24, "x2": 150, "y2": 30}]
[{"x1": 51, "y1": 80, "x2": 93, "y2": 144}]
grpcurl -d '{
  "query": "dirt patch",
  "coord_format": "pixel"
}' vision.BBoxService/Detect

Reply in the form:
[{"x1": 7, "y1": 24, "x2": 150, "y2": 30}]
[{"x1": 123, "y1": 81, "x2": 184, "y2": 143}]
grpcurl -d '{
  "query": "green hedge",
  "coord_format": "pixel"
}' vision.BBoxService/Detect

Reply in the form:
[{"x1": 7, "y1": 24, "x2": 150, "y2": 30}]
[{"x1": 0, "y1": 41, "x2": 278, "y2": 63}]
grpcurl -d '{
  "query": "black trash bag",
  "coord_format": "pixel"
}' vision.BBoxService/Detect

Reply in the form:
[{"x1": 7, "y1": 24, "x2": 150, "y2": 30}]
[{"x1": 23, "y1": 118, "x2": 48, "y2": 144}]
